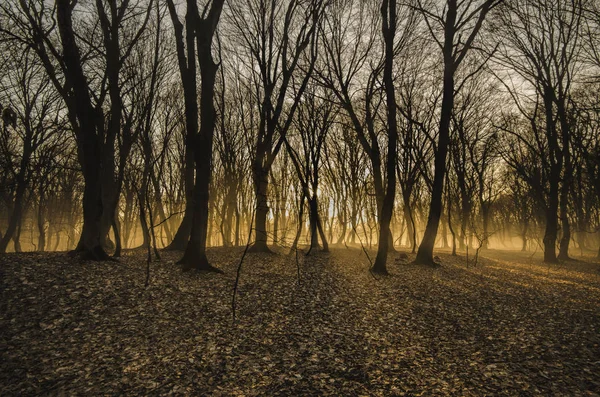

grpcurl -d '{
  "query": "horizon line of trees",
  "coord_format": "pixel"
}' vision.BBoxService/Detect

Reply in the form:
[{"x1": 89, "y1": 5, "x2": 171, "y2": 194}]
[{"x1": 1, "y1": 0, "x2": 599, "y2": 274}]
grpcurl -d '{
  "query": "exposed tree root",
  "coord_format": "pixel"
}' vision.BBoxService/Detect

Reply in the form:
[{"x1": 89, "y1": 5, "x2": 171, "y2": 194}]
[
  {"x1": 69, "y1": 245, "x2": 116, "y2": 262},
  {"x1": 177, "y1": 245, "x2": 223, "y2": 273}
]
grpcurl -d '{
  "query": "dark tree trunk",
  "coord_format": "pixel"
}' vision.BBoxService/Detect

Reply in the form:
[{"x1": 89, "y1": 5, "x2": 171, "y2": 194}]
[
  {"x1": 481, "y1": 203, "x2": 490, "y2": 250},
  {"x1": 441, "y1": 213, "x2": 449, "y2": 249},
  {"x1": 373, "y1": 0, "x2": 398, "y2": 275},
  {"x1": 234, "y1": 202, "x2": 241, "y2": 246},
  {"x1": 308, "y1": 196, "x2": 321, "y2": 251},
  {"x1": 166, "y1": 206, "x2": 193, "y2": 250},
  {"x1": 96, "y1": 0, "x2": 136, "y2": 256},
  {"x1": 249, "y1": 163, "x2": 271, "y2": 253},
  {"x1": 122, "y1": 189, "x2": 134, "y2": 247},
  {"x1": 291, "y1": 194, "x2": 306, "y2": 251},
  {"x1": 178, "y1": 0, "x2": 225, "y2": 272},
  {"x1": 13, "y1": 220, "x2": 22, "y2": 253},
  {"x1": 150, "y1": 172, "x2": 173, "y2": 244},
  {"x1": 335, "y1": 202, "x2": 347, "y2": 245},
  {"x1": 37, "y1": 198, "x2": 46, "y2": 252},
  {"x1": 223, "y1": 182, "x2": 237, "y2": 247},
  {"x1": 75, "y1": 164, "x2": 107, "y2": 259},
  {"x1": 306, "y1": 195, "x2": 329, "y2": 253},
  {"x1": 272, "y1": 181, "x2": 280, "y2": 246},
  {"x1": 557, "y1": 98, "x2": 571, "y2": 260},
  {"x1": 0, "y1": 122, "x2": 31, "y2": 253},
  {"x1": 138, "y1": 190, "x2": 151, "y2": 251},
  {"x1": 542, "y1": 85, "x2": 561, "y2": 263},
  {"x1": 98, "y1": 144, "x2": 118, "y2": 254},
  {"x1": 415, "y1": 55, "x2": 455, "y2": 265},
  {"x1": 414, "y1": 0, "x2": 494, "y2": 265},
  {"x1": 543, "y1": 202, "x2": 559, "y2": 263},
  {"x1": 447, "y1": 187, "x2": 457, "y2": 256},
  {"x1": 317, "y1": 213, "x2": 329, "y2": 253},
  {"x1": 112, "y1": 216, "x2": 123, "y2": 257},
  {"x1": 403, "y1": 202, "x2": 416, "y2": 253},
  {"x1": 165, "y1": 0, "x2": 201, "y2": 252},
  {"x1": 0, "y1": 165, "x2": 28, "y2": 252},
  {"x1": 57, "y1": 0, "x2": 109, "y2": 260},
  {"x1": 459, "y1": 200, "x2": 470, "y2": 250}
]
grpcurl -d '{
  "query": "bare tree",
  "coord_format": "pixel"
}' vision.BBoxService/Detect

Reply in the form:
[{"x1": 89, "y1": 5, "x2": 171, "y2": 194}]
[
  {"x1": 414, "y1": 0, "x2": 503, "y2": 266},
  {"x1": 284, "y1": 84, "x2": 335, "y2": 254},
  {"x1": 490, "y1": 0, "x2": 584, "y2": 262},
  {"x1": 166, "y1": 0, "x2": 225, "y2": 271},
  {"x1": 227, "y1": 0, "x2": 326, "y2": 253},
  {"x1": 371, "y1": 0, "x2": 399, "y2": 274},
  {"x1": 2, "y1": 0, "x2": 153, "y2": 258},
  {"x1": 0, "y1": 49, "x2": 61, "y2": 252}
]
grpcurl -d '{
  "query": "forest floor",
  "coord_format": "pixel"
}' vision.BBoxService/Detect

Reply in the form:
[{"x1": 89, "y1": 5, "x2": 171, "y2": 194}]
[{"x1": 1, "y1": 246, "x2": 600, "y2": 396}]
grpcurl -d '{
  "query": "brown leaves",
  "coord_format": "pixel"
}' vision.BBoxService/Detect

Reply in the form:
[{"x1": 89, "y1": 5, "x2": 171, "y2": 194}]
[{"x1": 1, "y1": 249, "x2": 599, "y2": 395}]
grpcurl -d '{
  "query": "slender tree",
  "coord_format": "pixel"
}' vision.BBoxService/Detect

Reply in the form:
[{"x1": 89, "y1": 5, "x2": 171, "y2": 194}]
[
  {"x1": 372, "y1": 0, "x2": 399, "y2": 274},
  {"x1": 415, "y1": 0, "x2": 503, "y2": 265},
  {"x1": 228, "y1": 0, "x2": 326, "y2": 252}
]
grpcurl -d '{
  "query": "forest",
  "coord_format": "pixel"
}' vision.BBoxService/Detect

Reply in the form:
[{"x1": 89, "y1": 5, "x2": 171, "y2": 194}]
[{"x1": 1, "y1": 0, "x2": 600, "y2": 395}]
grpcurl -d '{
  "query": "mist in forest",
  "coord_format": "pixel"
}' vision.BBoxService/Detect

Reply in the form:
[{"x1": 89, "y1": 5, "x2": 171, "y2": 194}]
[
  {"x1": 1, "y1": 0, "x2": 599, "y2": 272},
  {"x1": 2, "y1": 1, "x2": 600, "y2": 394}
]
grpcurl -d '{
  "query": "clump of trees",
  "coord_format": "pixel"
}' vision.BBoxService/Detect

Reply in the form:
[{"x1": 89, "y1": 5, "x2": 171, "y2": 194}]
[{"x1": 1, "y1": 0, "x2": 599, "y2": 269}]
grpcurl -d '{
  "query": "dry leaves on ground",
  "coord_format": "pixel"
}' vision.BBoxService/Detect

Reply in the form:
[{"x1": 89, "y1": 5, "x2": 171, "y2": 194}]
[{"x1": 1, "y1": 247, "x2": 599, "y2": 396}]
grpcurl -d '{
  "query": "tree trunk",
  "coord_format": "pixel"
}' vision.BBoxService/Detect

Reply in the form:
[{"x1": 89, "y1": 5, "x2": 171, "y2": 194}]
[
  {"x1": 37, "y1": 199, "x2": 46, "y2": 252},
  {"x1": 223, "y1": 182, "x2": 236, "y2": 247},
  {"x1": 0, "y1": 135, "x2": 31, "y2": 253},
  {"x1": 150, "y1": 173, "x2": 173, "y2": 243},
  {"x1": 249, "y1": 163, "x2": 271, "y2": 253},
  {"x1": 57, "y1": 0, "x2": 109, "y2": 260},
  {"x1": 441, "y1": 213, "x2": 449, "y2": 249},
  {"x1": 164, "y1": 0, "x2": 201, "y2": 251},
  {"x1": 481, "y1": 203, "x2": 490, "y2": 250},
  {"x1": 403, "y1": 202, "x2": 416, "y2": 253},
  {"x1": 317, "y1": 212, "x2": 329, "y2": 253},
  {"x1": 557, "y1": 99, "x2": 571, "y2": 260},
  {"x1": 543, "y1": 202, "x2": 559, "y2": 263},
  {"x1": 542, "y1": 84, "x2": 561, "y2": 263},
  {"x1": 178, "y1": 2, "x2": 225, "y2": 272},
  {"x1": 138, "y1": 191, "x2": 151, "y2": 251},
  {"x1": 335, "y1": 203, "x2": 347, "y2": 245},
  {"x1": 447, "y1": 189, "x2": 457, "y2": 256},
  {"x1": 373, "y1": 0, "x2": 397, "y2": 275},
  {"x1": 122, "y1": 189, "x2": 134, "y2": 248},
  {"x1": 415, "y1": 61, "x2": 455, "y2": 264},
  {"x1": 112, "y1": 216, "x2": 122, "y2": 257},
  {"x1": 308, "y1": 195, "x2": 321, "y2": 252},
  {"x1": 0, "y1": 180, "x2": 27, "y2": 253},
  {"x1": 166, "y1": 207, "x2": 193, "y2": 250},
  {"x1": 75, "y1": 165, "x2": 107, "y2": 259},
  {"x1": 234, "y1": 202, "x2": 241, "y2": 246},
  {"x1": 272, "y1": 181, "x2": 280, "y2": 246},
  {"x1": 459, "y1": 201, "x2": 470, "y2": 250},
  {"x1": 13, "y1": 219, "x2": 22, "y2": 253},
  {"x1": 291, "y1": 194, "x2": 306, "y2": 251},
  {"x1": 556, "y1": 179, "x2": 571, "y2": 257}
]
